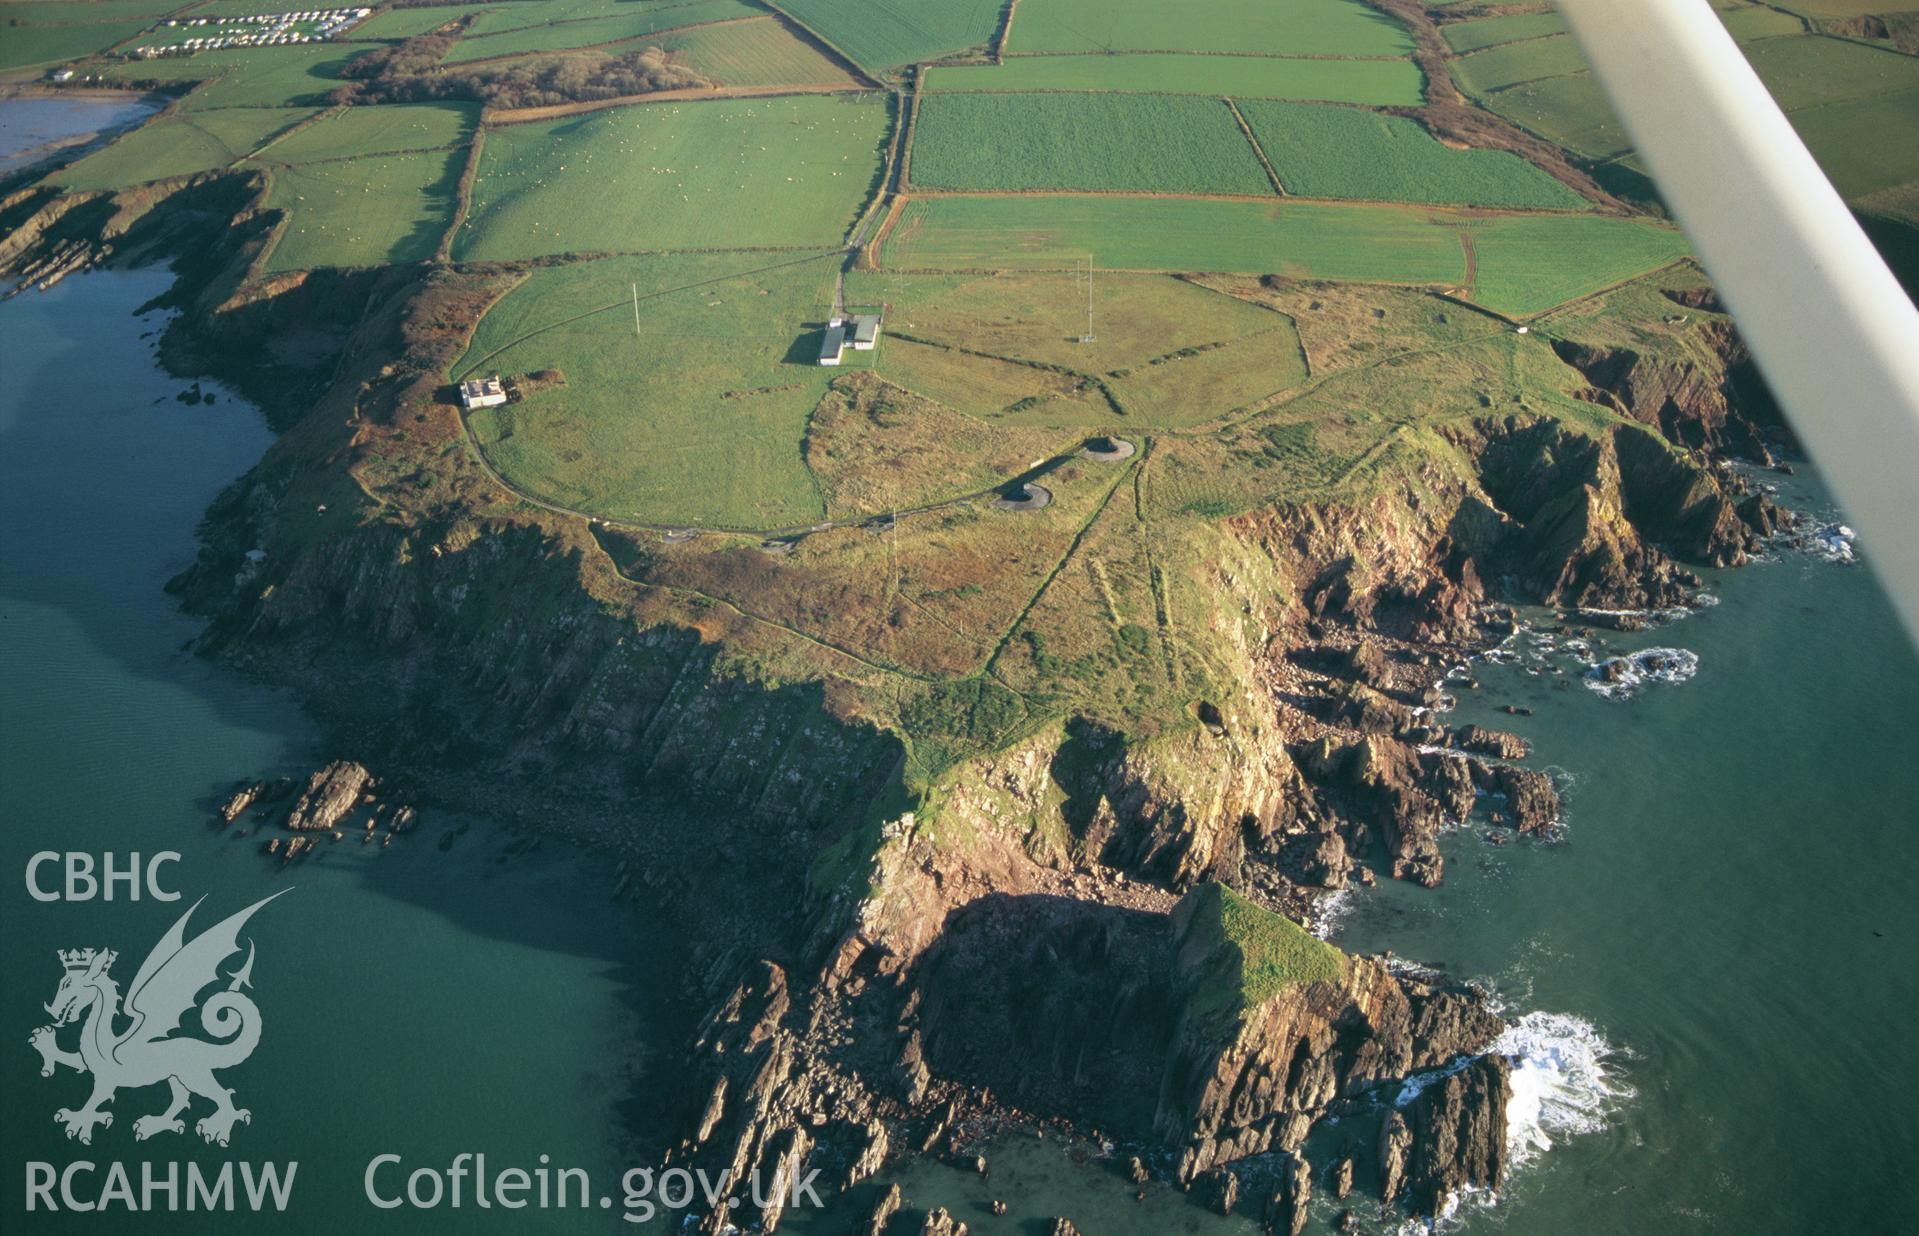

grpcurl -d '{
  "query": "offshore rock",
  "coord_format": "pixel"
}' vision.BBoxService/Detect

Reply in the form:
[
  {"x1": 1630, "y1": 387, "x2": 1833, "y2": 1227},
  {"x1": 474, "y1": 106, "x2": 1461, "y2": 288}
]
[
  {"x1": 1378, "y1": 1110, "x2": 1412, "y2": 1203},
  {"x1": 284, "y1": 760, "x2": 374, "y2": 832},
  {"x1": 863, "y1": 1183, "x2": 901, "y2": 1236},
  {"x1": 1402, "y1": 1054, "x2": 1512, "y2": 1215}
]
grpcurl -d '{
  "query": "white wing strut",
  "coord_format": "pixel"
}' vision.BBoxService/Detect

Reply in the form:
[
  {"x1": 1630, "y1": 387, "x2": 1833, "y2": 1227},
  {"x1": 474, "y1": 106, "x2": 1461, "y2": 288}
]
[{"x1": 1555, "y1": 0, "x2": 1919, "y2": 643}]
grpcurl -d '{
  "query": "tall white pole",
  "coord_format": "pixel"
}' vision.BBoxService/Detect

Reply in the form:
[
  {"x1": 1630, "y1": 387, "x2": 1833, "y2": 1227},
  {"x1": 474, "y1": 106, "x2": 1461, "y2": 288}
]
[{"x1": 1555, "y1": 0, "x2": 1919, "y2": 643}]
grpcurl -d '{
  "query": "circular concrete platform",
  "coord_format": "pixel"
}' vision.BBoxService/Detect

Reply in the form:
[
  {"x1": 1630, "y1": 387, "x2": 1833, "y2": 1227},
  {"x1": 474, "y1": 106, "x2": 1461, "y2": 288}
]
[
  {"x1": 1081, "y1": 435, "x2": 1136, "y2": 461},
  {"x1": 995, "y1": 482, "x2": 1053, "y2": 512}
]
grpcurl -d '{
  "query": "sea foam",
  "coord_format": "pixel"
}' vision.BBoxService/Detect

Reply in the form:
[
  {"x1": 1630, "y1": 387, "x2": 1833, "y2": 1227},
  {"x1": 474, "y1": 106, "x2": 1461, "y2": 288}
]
[
  {"x1": 1582, "y1": 646, "x2": 1699, "y2": 699},
  {"x1": 1494, "y1": 1010, "x2": 1632, "y2": 1169}
]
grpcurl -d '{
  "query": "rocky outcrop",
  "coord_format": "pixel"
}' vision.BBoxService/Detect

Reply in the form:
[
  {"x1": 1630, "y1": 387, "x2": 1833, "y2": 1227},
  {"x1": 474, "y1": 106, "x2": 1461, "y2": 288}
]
[
  {"x1": 1551, "y1": 325, "x2": 1777, "y2": 457},
  {"x1": 1159, "y1": 887, "x2": 1503, "y2": 1185},
  {"x1": 1400, "y1": 1055, "x2": 1512, "y2": 1214},
  {"x1": 284, "y1": 760, "x2": 374, "y2": 831}
]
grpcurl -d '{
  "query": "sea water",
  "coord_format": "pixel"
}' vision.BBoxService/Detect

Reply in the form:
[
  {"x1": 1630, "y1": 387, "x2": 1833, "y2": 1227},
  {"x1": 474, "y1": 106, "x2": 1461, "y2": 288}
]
[{"x1": 0, "y1": 270, "x2": 680, "y2": 1232}]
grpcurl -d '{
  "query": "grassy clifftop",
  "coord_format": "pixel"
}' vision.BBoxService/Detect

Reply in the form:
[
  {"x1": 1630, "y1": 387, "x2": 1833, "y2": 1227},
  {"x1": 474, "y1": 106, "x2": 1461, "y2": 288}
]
[{"x1": 1179, "y1": 882, "x2": 1347, "y2": 1022}]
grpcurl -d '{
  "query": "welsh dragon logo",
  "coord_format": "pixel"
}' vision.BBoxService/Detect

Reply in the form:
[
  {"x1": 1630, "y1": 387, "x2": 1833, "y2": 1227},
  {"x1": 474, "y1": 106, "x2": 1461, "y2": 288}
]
[{"x1": 29, "y1": 891, "x2": 286, "y2": 1147}]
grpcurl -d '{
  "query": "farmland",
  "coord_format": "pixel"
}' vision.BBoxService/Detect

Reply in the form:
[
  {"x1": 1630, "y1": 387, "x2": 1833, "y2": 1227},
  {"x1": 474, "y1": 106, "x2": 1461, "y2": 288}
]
[
  {"x1": 457, "y1": 252, "x2": 844, "y2": 528},
  {"x1": 879, "y1": 194, "x2": 1692, "y2": 318},
  {"x1": 257, "y1": 103, "x2": 477, "y2": 164},
  {"x1": 0, "y1": 0, "x2": 179, "y2": 22},
  {"x1": 1466, "y1": 214, "x2": 1689, "y2": 317},
  {"x1": 0, "y1": 19, "x2": 144, "y2": 69},
  {"x1": 657, "y1": 16, "x2": 858, "y2": 88},
  {"x1": 1235, "y1": 99, "x2": 1587, "y2": 208},
  {"x1": 257, "y1": 148, "x2": 466, "y2": 271},
  {"x1": 454, "y1": 94, "x2": 889, "y2": 261},
  {"x1": 457, "y1": 0, "x2": 752, "y2": 39},
  {"x1": 349, "y1": 4, "x2": 495, "y2": 41},
  {"x1": 103, "y1": 45, "x2": 358, "y2": 110},
  {"x1": 1451, "y1": 34, "x2": 1590, "y2": 95},
  {"x1": 774, "y1": 0, "x2": 1004, "y2": 74},
  {"x1": 1787, "y1": 89, "x2": 1919, "y2": 209},
  {"x1": 923, "y1": 54, "x2": 1425, "y2": 106},
  {"x1": 880, "y1": 195, "x2": 1469, "y2": 284},
  {"x1": 1007, "y1": 0, "x2": 1415, "y2": 57},
  {"x1": 1741, "y1": 34, "x2": 1919, "y2": 110},
  {"x1": 1477, "y1": 73, "x2": 1630, "y2": 159},
  {"x1": 52, "y1": 107, "x2": 316, "y2": 190},
  {"x1": 909, "y1": 93, "x2": 1276, "y2": 196},
  {"x1": 1439, "y1": 11, "x2": 1565, "y2": 53},
  {"x1": 443, "y1": 0, "x2": 763, "y2": 63},
  {"x1": 845, "y1": 268, "x2": 1288, "y2": 379}
]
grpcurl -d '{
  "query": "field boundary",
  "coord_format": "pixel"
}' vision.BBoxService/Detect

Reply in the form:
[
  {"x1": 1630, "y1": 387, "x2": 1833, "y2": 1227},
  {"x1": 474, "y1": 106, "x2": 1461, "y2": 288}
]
[
  {"x1": 439, "y1": 127, "x2": 486, "y2": 262},
  {"x1": 999, "y1": 48, "x2": 1411, "y2": 63},
  {"x1": 444, "y1": 8, "x2": 762, "y2": 66},
  {"x1": 1224, "y1": 96, "x2": 1286, "y2": 195},
  {"x1": 484, "y1": 79, "x2": 864, "y2": 124},
  {"x1": 756, "y1": 9, "x2": 888, "y2": 89},
  {"x1": 757, "y1": 0, "x2": 887, "y2": 82},
  {"x1": 992, "y1": 0, "x2": 1019, "y2": 62},
  {"x1": 898, "y1": 80, "x2": 924, "y2": 189}
]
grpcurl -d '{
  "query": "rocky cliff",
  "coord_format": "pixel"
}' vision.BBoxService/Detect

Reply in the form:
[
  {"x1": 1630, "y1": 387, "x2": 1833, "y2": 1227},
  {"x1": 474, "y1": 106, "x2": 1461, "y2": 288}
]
[{"x1": 0, "y1": 186, "x2": 1786, "y2": 1227}]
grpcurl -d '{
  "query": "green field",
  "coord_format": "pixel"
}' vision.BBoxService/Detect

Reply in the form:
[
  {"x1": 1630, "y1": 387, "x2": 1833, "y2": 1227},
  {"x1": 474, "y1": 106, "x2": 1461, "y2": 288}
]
[
  {"x1": 458, "y1": 252, "x2": 843, "y2": 527},
  {"x1": 1480, "y1": 73, "x2": 1629, "y2": 159},
  {"x1": 257, "y1": 103, "x2": 478, "y2": 164},
  {"x1": 882, "y1": 194, "x2": 1468, "y2": 284},
  {"x1": 0, "y1": 0, "x2": 180, "y2": 22},
  {"x1": 444, "y1": 0, "x2": 762, "y2": 63},
  {"x1": 1439, "y1": 11, "x2": 1565, "y2": 53},
  {"x1": 1718, "y1": 6, "x2": 1807, "y2": 39},
  {"x1": 1236, "y1": 98, "x2": 1586, "y2": 208},
  {"x1": 657, "y1": 15, "x2": 855, "y2": 87},
  {"x1": 846, "y1": 266, "x2": 1285, "y2": 378},
  {"x1": 459, "y1": 0, "x2": 726, "y2": 37},
  {"x1": 185, "y1": 0, "x2": 378, "y2": 13},
  {"x1": 882, "y1": 193, "x2": 1692, "y2": 315},
  {"x1": 258, "y1": 148, "x2": 466, "y2": 271},
  {"x1": 1452, "y1": 33, "x2": 1589, "y2": 95},
  {"x1": 1008, "y1": 0, "x2": 1414, "y2": 57},
  {"x1": 925, "y1": 53, "x2": 1425, "y2": 106},
  {"x1": 1771, "y1": 0, "x2": 1919, "y2": 14},
  {"x1": 1467, "y1": 214, "x2": 1689, "y2": 317},
  {"x1": 866, "y1": 336, "x2": 1078, "y2": 417},
  {"x1": 104, "y1": 46, "x2": 357, "y2": 110},
  {"x1": 775, "y1": 0, "x2": 1003, "y2": 73},
  {"x1": 1107, "y1": 327, "x2": 1307, "y2": 423},
  {"x1": 911, "y1": 93, "x2": 1274, "y2": 195},
  {"x1": 1786, "y1": 88, "x2": 1919, "y2": 202},
  {"x1": 1744, "y1": 34, "x2": 1919, "y2": 110},
  {"x1": 350, "y1": 4, "x2": 499, "y2": 40},
  {"x1": 455, "y1": 94, "x2": 888, "y2": 261},
  {"x1": 0, "y1": 19, "x2": 144, "y2": 69},
  {"x1": 52, "y1": 107, "x2": 315, "y2": 190}
]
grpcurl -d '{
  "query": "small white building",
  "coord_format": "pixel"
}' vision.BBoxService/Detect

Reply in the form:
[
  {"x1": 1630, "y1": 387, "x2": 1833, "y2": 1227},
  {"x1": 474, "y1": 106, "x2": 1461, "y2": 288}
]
[
  {"x1": 459, "y1": 376, "x2": 507, "y2": 410},
  {"x1": 818, "y1": 320, "x2": 847, "y2": 366},
  {"x1": 848, "y1": 312, "x2": 882, "y2": 351}
]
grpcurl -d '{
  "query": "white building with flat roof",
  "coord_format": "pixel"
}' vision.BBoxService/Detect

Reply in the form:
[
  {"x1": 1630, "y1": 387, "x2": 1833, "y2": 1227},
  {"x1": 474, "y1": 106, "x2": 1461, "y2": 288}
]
[{"x1": 459, "y1": 376, "x2": 507, "y2": 409}]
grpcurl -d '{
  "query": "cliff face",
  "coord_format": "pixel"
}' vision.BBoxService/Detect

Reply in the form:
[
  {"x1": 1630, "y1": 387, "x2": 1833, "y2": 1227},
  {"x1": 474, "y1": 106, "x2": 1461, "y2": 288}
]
[{"x1": 4, "y1": 188, "x2": 1784, "y2": 1227}]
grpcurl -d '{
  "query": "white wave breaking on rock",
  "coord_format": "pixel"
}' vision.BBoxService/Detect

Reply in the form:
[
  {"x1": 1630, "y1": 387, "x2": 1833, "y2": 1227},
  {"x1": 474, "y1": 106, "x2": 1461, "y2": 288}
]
[
  {"x1": 1582, "y1": 646, "x2": 1700, "y2": 699},
  {"x1": 1495, "y1": 1009, "x2": 1633, "y2": 1169}
]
